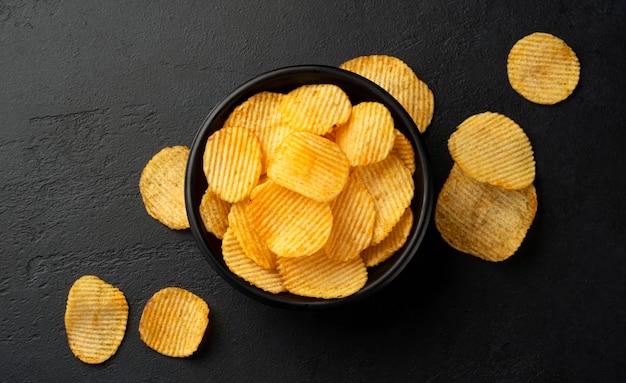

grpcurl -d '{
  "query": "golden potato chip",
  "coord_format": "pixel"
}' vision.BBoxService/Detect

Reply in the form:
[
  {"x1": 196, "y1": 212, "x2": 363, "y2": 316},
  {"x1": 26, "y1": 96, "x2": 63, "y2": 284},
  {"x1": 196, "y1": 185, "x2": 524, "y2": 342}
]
[
  {"x1": 279, "y1": 84, "x2": 352, "y2": 135},
  {"x1": 361, "y1": 207, "x2": 413, "y2": 267},
  {"x1": 352, "y1": 154, "x2": 414, "y2": 245},
  {"x1": 139, "y1": 145, "x2": 190, "y2": 230},
  {"x1": 507, "y1": 32, "x2": 580, "y2": 105},
  {"x1": 448, "y1": 112, "x2": 535, "y2": 190},
  {"x1": 390, "y1": 129, "x2": 416, "y2": 174},
  {"x1": 277, "y1": 249, "x2": 368, "y2": 299},
  {"x1": 222, "y1": 92, "x2": 292, "y2": 172},
  {"x1": 249, "y1": 174, "x2": 270, "y2": 200},
  {"x1": 64, "y1": 275, "x2": 129, "y2": 364},
  {"x1": 335, "y1": 102, "x2": 395, "y2": 166},
  {"x1": 203, "y1": 126, "x2": 263, "y2": 203},
  {"x1": 325, "y1": 174, "x2": 376, "y2": 262},
  {"x1": 222, "y1": 228, "x2": 286, "y2": 294},
  {"x1": 256, "y1": 122, "x2": 296, "y2": 172},
  {"x1": 222, "y1": 91, "x2": 285, "y2": 133},
  {"x1": 139, "y1": 287, "x2": 209, "y2": 358},
  {"x1": 340, "y1": 55, "x2": 434, "y2": 133},
  {"x1": 199, "y1": 188, "x2": 231, "y2": 239},
  {"x1": 435, "y1": 164, "x2": 538, "y2": 262},
  {"x1": 228, "y1": 200, "x2": 277, "y2": 270},
  {"x1": 246, "y1": 181, "x2": 333, "y2": 258},
  {"x1": 268, "y1": 131, "x2": 350, "y2": 202}
]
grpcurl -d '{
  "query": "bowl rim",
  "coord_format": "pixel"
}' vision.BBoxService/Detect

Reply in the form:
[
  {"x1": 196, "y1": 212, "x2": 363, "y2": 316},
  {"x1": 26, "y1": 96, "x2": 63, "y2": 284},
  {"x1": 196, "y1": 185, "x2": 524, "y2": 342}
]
[{"x1": 185, "y1": 64, "x2": 433, "y2": 309}]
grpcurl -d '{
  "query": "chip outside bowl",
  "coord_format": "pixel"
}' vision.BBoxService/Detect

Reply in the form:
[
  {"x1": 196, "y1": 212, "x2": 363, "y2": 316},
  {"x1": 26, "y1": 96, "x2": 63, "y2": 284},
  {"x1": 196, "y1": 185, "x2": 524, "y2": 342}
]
[{"x1": 185, "y1": 65, "x2": 433, "y2": 309}]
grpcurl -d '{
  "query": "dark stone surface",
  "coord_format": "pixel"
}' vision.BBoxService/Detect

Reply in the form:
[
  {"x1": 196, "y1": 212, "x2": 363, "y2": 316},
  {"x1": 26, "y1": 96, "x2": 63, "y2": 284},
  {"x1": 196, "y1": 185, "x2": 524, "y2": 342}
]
[{"x1": 1, "y1": 0, "x2": 624, "y2": 381}]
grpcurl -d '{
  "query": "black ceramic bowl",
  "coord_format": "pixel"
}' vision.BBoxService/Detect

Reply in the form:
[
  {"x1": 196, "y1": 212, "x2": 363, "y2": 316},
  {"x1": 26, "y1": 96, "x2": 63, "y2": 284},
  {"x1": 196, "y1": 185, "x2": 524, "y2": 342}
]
[{"x1": 185, "y1": 65, "x2": 433, "y2": 309}]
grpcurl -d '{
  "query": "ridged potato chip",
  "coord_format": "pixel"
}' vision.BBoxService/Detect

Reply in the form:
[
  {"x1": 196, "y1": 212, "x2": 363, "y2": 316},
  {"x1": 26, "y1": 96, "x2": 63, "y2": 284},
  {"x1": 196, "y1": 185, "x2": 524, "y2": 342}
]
[
  {"x1": 352, "y1": 154, "x2": 414, "y2": 245},
  {"x1": 256, "y1": 123, "x2": 296, "y2": 172},
  {"x1": 340, "y1": 55, "x2": 434, "y2": 133},
  {"x1": 222, "y1": 91, "x2": 291, "y2": 172},
  {"x1": 249, "y1": 174, "x2": 270, "y2": 200},
  {"x1": 507, "y1": 32, "x2": 580, "y2": 105},
  {"x1": 268, "y1": 131, "x2": 350, "y2": 202},
  {"x1": 448, "y1": 112, "x2": 535, "y2": 190},
  {"x1": 277, "y1": 249, "x2": 368, "y2": 299},
  {"x1": 223, "y1": 91, "x2": 285, "y2": 133},
  {"x1": 222, "y1": 228, "x2": 286, "y2": 294},
  {"x1": 325, "y1": 174, "x2": 376, "y2": 262},
  {"x1": 435, "y1": 164, "x2": 538, "y2": 262},
  {"x1": 246, "y1": 181, "x2": 333, "y2": 258},
  {"x1": 64, "y1": 275, "x2": 129, "y2": 364},
  {"x1": 203, "y1": 126, "x2": 263, "y2": 203},
  {"x1": 139, "y1": 145, "x2": 190, "y2": 230},
  {"x1": 279, "y1": 84, "x2": 352, "y2": 135},
  {"x1": 335, "y1": 102, "x2": 395, "y2": 166},
  {"x1": 139, "y1": 287, "x2": 209, "y2": 358},
  {"x1": 390, "y1": 129, "x2": 416, "y2": 174},
  {"x1": 228, "y1": 200, "x2": 277, "y2": 270},
  {"x1": 199, "y1": 188, "x2": 231, "y2": 239},
  {"x1": 361, "y1": 208, "x2": 413, "y2": 267}
]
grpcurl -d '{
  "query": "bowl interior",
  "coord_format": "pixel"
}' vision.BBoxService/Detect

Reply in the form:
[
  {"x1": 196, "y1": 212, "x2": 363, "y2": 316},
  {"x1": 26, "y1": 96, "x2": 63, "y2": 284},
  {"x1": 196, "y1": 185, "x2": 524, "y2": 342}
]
[{"x1": 185, "y1": 65, "x2": 433, "y2": 309}]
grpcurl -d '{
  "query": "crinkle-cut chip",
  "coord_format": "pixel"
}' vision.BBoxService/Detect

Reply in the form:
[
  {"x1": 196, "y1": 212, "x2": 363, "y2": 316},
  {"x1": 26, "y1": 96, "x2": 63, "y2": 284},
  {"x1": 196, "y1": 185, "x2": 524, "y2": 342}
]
[
  {"x1": 222, "y1": 91, "x2": 291, "y2": 172},
  {"x1": 507, "y1": 32, "x2": 580, "y2": 105},
  {"x1": 64, "y1": 275, "x2": 129, "y2": 364},
  {"x1": 279, "y1": 84, "x2": 352, "y2": 135},
  {"x1": 222, "y1": 228, "x2": 286, "y2": 294},
  {"x1": 199, "y1": 188, "x2": 231, "y2": 239},
  {"x1": 352, "y1": 154, "x2": 414, "y2": 245},
  {"x1": 249, "y1": 175, "x2": 270, "y2": 200},
  {"x1": 256, "y1": 123, "x2": 296, "y2": 172},
  {"x1": 325, "y1": 174, "x2": 376, "y2": 262},
  {"x1": 361, "y1": 207, "x2": 413, "y2": 267},
  {"x1": 228, "y1": 201, "x2": 277, "y2": 270},
  {"x1": 139, "y1": 145, "x2": 190, "y2": 230},
  {"x1": 246, "y1": 181, "x2": 333, "y2": 258},
  {"x1": 448, "y1": 111, "x2": 535, "y2": 190},
  {"x1": 335, "y1": 102, "x2": 395, "y2": 166},
  {"x1": 203, "y1": 126, "x2": 262, "y2": 203},
  {"x1": 268, "y1": 132, "x2": 350, "y2": 202},
  {"x1": 339, "y1": 55, "x2": 434, "y2": 133},
  {"x1": 277, "y1": 249, "x2": 368, "y2": 299},
  {"x1": 223, "y1": 91, "x2": 285, "y2": 133},
  {"x1": 435, "y1": 164, "x2": 538, "y2": 262},
  {"x1": 139, "y1": 287, "x2": 209, "y2": 358},
  {"x1": 390, "y1": 129, "x2": 416, "y2": 174}
]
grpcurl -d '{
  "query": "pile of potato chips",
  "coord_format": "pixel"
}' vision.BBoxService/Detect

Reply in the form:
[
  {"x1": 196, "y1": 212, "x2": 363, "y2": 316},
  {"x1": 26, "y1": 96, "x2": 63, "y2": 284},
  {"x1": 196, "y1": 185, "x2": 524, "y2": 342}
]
[
  {"x1": 200, "y1": 57, "x2": 432, "y2": 298},
  {"x1": 65, "y1": 275, "x2": 209, "y2": 363},
  {"x1": 136, "y1": 55, "x2": 434, "y2": 300},
  {"x1": 435, "y1": 112, "x2": 538, "y2": 262},
  {"x1": 65, "y1": 30, "x2": 582, "y2": 365},
  {"x1": 435, "y1": 31, "x2": 579, "y2": 261}
]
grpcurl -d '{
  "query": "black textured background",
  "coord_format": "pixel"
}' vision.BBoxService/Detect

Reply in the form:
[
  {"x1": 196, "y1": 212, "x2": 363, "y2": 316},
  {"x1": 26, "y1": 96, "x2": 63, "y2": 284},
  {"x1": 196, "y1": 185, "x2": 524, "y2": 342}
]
[{"x1": 1, "y1": 1, "x2": 625, "y2": 382}]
